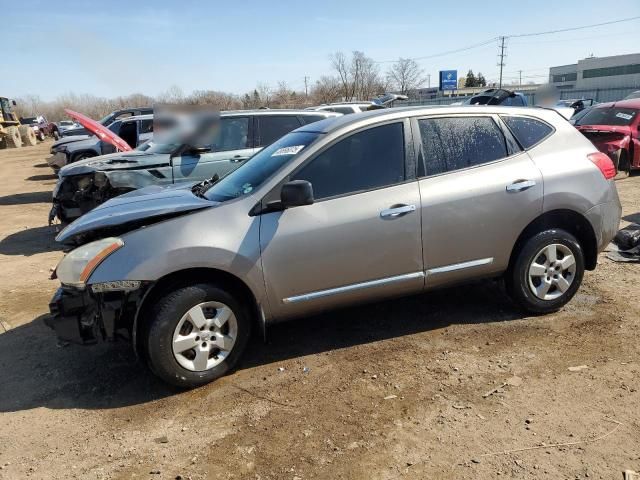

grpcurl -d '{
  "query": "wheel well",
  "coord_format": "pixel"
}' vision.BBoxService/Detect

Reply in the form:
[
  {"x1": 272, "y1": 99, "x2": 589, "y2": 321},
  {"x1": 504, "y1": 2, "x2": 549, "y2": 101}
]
[
  {"x1": 509, "y1": 209, "x2": 598, "y2": 271},
  {"x1": 133, "y1": 268, "x2": 261, "y2": 354}
]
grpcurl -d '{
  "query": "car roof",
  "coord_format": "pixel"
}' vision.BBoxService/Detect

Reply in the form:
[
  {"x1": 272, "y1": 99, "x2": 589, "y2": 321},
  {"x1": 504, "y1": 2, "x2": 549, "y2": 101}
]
[
  {"x1": 123, "y1": 110, "x2": 341, "y2": 123},
  {"x1": 221, "y1": 109, "x2": 340, "y2": 116},
  {"x1": 298, "y1": 105, "x2": 560, "y2": 134},
  {"x1": 592, "y1": 98, "x2": 640, "y2": 109},
  {"x1": 114, "y1": 107, "x2": 152, "y2": 113},
  {"x1": 121, "y1": 114, "x2": 154, "y2": 122}
]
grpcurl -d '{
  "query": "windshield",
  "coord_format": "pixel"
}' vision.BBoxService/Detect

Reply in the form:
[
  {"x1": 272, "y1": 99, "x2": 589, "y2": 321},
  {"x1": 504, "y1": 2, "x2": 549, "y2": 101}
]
[
  {"x1": 205, "y1": 131, "x2": 320, "y2": 202},
  {"x1": 20, "y1": 117, "x2": 36, "y2": 124},
  {"x1": 576, "y1": 107, "x2": 638, "y2": 126}
]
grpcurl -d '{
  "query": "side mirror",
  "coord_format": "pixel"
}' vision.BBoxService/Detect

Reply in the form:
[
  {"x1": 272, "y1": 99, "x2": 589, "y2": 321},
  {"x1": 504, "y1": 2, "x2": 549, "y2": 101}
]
[{"x1": 280, "y1": 180, "x2": 314, "y2": 208}]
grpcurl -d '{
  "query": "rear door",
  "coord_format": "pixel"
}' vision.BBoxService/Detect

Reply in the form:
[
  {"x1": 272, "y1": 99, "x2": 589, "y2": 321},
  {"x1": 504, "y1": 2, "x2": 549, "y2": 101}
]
[
  {"x1": 414, "y1": 114, "x2": 543, "y2": 287},
  {"x1": 172, "y1": 116, "x2": 256, "y2": 183}
]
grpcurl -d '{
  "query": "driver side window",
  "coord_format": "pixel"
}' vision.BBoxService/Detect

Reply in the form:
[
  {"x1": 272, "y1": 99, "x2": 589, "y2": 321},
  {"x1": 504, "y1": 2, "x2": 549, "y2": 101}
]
[{"x1": 292, "y1": 122, "x2": 405, "y2": 200}]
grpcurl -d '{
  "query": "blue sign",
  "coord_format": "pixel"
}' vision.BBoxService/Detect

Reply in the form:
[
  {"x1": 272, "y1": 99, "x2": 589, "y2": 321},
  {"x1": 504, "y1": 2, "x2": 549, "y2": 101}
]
[{"x1": 439, "y1": 70, "x2": 458, "y2": 91}]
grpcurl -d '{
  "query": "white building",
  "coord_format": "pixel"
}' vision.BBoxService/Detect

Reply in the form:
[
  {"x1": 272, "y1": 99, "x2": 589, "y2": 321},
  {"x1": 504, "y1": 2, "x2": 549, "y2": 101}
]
[{"x1": 549, "y1": 53, "x2": 640, "y2": 90}]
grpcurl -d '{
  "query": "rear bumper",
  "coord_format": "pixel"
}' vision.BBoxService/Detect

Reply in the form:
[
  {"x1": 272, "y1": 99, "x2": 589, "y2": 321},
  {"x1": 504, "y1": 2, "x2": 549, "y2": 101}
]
[{"x1": 585, "y1": 195, "x2": 622, "y2": 253}]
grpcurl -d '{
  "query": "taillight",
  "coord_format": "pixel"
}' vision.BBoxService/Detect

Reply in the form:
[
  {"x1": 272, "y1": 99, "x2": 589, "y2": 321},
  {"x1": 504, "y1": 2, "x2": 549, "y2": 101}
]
[{"x1": 588, "y1": 152, "x2": 616, "y2": 180}]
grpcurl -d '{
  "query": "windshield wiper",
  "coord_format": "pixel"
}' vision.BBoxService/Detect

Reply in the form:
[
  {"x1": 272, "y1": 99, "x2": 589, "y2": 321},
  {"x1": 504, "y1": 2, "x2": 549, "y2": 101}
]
[{"x1": 191, "y1": 173, "x2": 220, "y2": 198}]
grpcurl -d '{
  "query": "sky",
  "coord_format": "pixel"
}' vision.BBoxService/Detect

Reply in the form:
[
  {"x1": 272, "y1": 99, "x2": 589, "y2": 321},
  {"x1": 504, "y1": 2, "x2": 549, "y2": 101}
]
[{"x1": 3, "y1": 0, "x2": 640, "y2": 101}]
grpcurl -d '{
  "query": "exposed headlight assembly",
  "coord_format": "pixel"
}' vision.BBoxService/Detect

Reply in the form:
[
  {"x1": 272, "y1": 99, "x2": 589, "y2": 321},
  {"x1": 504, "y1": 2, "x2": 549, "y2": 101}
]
[
  {"x1": 55, "y1": 237, "x2": 124, "y2": 288},
  {"x1": 76, "y1": 175, "x2": 93, "y2": 191}
]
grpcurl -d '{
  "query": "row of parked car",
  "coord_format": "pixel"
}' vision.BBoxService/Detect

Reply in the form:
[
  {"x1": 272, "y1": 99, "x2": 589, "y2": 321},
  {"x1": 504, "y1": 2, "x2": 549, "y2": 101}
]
[{"x1": 43, "y1": 93, "x2": 628, "y2": 388}]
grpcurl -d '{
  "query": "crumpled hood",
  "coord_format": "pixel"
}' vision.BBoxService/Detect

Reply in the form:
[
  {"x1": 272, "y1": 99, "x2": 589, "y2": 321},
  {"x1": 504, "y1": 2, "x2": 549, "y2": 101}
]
[
  {"x1": 56, "y1": 183, "x2": 216, "y2": 245},
  {"x1": 59, "y1": 150, "x2": 168, "y2": 177}
]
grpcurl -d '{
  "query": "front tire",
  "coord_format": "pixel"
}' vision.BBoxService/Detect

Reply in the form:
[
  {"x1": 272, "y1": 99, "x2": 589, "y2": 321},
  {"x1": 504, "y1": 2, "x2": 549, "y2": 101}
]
[
  {"x1": 506, "y1": 229, "x2": 584, "y2": 314},
  {"x1": 4, "y1": 126, "x2": 22, "y2": 148},
  {"x1": 144, "y1": 283, "x2": 251, "y2": 388}
]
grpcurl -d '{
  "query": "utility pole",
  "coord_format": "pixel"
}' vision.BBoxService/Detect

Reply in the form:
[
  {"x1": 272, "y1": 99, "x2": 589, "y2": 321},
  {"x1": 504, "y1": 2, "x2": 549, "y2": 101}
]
[
  {"x1": 518, "y1": 70, "x2": 522, "y2": 88},
  {"x1": 304, "y1": 76, "x2": 309, "y2": 99},
  {"x1": 427, "y1": 73, "x2": 431, "y2": 88},
  {"x1": 497, "y1": 36, "x2": 506, "y2": 88}
]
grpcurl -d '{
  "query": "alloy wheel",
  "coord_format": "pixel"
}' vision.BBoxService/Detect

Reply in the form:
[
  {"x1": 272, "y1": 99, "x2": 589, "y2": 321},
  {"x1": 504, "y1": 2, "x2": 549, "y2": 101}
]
[
  {"x1": 527, "y1": 243, "x2": 576, "y2": 301},
  {"x1": 172, "y1": 301, "x2": 238, "y2": 371}
]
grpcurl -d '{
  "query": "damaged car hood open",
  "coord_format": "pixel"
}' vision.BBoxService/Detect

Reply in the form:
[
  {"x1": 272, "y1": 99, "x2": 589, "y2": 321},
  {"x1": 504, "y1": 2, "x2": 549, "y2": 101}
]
[{"x1": 56, "y1": 184, "x2": 217, "y2": 245}]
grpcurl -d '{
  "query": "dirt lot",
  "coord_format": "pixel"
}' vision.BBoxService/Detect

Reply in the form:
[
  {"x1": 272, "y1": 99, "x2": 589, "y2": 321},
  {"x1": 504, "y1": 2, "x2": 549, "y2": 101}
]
[{"x1": 0, "y1": 141, "x2": 639, "y2": 480}]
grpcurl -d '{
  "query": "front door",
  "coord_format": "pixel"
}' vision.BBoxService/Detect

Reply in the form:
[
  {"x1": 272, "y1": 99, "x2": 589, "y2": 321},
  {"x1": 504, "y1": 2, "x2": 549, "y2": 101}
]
[
  {"x1": 414, "y1": 114, "x2": 543, "y2": 287},
  {"x1": 259, "y1": 121, "x2": 424, "y2": 319}
]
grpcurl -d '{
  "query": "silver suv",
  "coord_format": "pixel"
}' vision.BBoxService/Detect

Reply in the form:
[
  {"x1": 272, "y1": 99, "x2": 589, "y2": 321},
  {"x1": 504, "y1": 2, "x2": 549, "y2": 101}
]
[{"x1": 47, "y1": 106, "x2": 621, "y2": 388}]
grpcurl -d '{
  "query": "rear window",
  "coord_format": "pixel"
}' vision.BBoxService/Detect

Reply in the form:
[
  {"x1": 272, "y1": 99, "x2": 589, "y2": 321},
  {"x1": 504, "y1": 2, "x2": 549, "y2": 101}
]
[
  {"x1": 576, "y1": 107, "x2": 638, "y2": 126},
  {"x1": 418, "y1": 116, "x2": 508, "y2": 176},
  {"x1": 501, "y1": 116, "x2": 553, "y2": 149}
]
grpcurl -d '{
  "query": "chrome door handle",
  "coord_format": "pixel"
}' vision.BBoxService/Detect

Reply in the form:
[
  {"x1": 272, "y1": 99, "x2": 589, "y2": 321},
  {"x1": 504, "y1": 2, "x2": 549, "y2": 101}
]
[
  {"x1": 380, "y1": 204, "x2": 416, "y2": 218},
  {"x1": 231, "y1": 155, "x2": 248, "y2": 163},
  {"x1": 506, "y1": 180, "x2": 536, "y2": 192}
]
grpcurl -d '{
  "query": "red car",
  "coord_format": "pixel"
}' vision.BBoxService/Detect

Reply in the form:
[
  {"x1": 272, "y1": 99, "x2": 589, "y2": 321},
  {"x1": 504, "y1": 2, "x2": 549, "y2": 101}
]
[{"x1": 575, "y1": 98, "x2": 639, "y2": 175}]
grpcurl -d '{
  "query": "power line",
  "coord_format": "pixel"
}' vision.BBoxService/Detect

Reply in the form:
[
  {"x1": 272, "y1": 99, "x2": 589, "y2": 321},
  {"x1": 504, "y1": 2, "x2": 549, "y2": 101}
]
[
  {"x1": 507, "y1": 15, "x2": 640, "y2": 38},
  {"x1": 372, "y1": 15, "x2": 640, "y2": 65},
  {"x1": 374, "y1": 37, "x2": 497, "y2": 64}
]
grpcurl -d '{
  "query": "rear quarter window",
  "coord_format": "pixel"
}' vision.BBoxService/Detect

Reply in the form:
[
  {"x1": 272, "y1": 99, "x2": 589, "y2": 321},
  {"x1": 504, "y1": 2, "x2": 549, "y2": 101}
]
[{"x1": 501, "y1": 116, "x2": 553, "y2": 149}]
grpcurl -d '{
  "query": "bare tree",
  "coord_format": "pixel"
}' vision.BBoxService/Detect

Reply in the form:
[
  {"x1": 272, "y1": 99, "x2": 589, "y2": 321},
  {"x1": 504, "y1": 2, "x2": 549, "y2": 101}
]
[
  {"x1": 330, "y1": 51, "x2": 353, "y2": 101},
  {"x1": 330, "y1": 51, "x2": 384, "y2": 101},
  {"x1": 386, "y1": 58, "x2": 425, "y2": 95},
  {"x1": 311, "y1": 76, "x2": 342, "y2": 104},
  {"x1": 255, "y1": 83, "x2": 273, "y2": 108}
]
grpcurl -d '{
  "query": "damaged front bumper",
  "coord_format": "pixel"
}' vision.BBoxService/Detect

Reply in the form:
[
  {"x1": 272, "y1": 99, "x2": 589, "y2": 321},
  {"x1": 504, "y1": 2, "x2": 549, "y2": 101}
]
[
  {"x1": 47, "y1": 152, "x2": 68, "y2": 170},
  {"x1": 46, "y1": 283, "x2": 150, "y2": 345}
]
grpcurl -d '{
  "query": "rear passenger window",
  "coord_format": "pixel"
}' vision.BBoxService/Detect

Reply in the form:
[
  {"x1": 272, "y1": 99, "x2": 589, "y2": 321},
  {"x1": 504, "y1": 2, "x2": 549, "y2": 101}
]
[
  {"x1": 139, "y1": 119, "x2": 153, "y2": 134},
  {"x1": 258, "y1": 116, "x2": 301, "y2": 146},
  {"x1": 501, "y1": 116, "x2": 553, "y2": 149},
  {"x1": 418, "y1": 117, "x2": 508, "y2": 176},
  {"x1": 292, "y1": 123, "x2": 405, "y2": 200}
]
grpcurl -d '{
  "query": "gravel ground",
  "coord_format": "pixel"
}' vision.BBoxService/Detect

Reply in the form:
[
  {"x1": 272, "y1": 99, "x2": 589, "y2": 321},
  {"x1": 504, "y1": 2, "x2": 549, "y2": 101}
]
[{"x1": 0, "y1": 141, "x2": 639, "y2": 480}]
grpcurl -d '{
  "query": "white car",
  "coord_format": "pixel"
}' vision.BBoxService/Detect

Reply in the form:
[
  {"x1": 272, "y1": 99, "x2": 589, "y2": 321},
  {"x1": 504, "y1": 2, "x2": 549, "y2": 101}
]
[{"x1": 307, "y1": 93, "x2": 408, "y2": 115}]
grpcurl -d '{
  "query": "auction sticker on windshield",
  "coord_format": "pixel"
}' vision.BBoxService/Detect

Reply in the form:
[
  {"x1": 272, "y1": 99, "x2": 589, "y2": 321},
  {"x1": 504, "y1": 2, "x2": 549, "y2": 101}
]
[
  {"x1": 616, "y1": 112, "x2": 634, "y2": 121},
  {"x1": 272, "y1": 145, "x2": 305, "y2": 156}
]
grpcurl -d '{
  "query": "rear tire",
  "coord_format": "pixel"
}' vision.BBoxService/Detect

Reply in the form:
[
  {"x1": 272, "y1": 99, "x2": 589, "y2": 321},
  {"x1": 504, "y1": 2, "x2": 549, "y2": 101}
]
[
  {"x1": 506, "y1": 229, "x2": 584, "y2": 314},
  {"x1": 18, "y1": 125, "x2": 37, "y2": 146},
  {"x1": 614, "y1": 150, "x2": 630, "y2": 179},
  {"x1": 4, "y1": 126, "x2": 22, "y2": 148},
  {"x1": 144, "y1": 283, "x2": 251, "y2": 388}
]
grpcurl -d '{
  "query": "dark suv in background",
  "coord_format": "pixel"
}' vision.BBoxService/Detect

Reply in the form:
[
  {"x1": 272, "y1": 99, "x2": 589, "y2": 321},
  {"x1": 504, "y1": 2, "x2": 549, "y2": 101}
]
[{"x1": 61, "y1": 107, "x2": 153, "y2": 137}]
